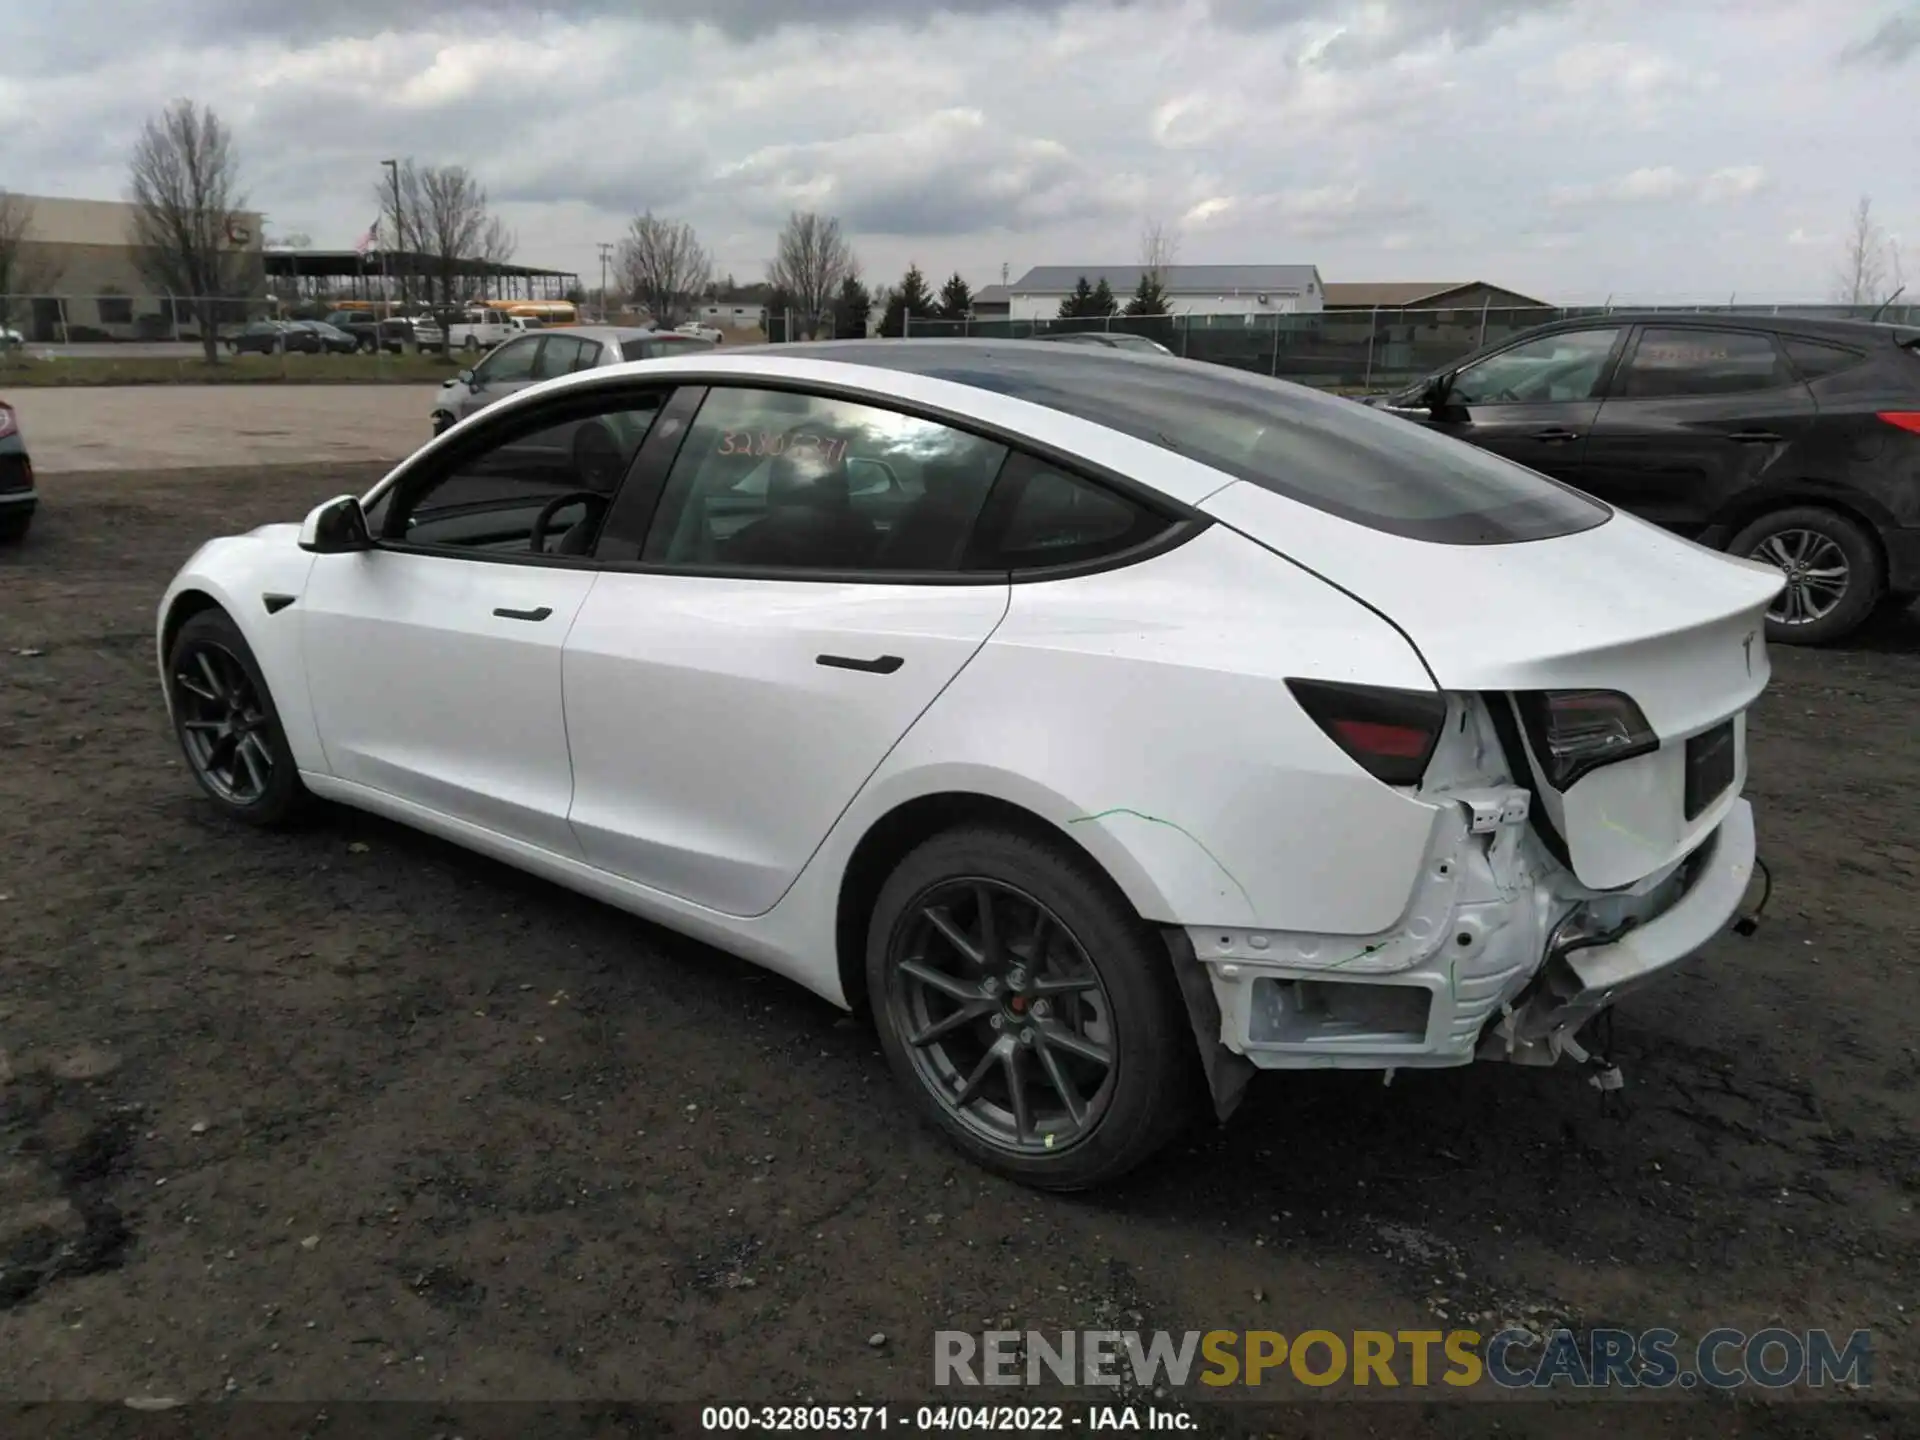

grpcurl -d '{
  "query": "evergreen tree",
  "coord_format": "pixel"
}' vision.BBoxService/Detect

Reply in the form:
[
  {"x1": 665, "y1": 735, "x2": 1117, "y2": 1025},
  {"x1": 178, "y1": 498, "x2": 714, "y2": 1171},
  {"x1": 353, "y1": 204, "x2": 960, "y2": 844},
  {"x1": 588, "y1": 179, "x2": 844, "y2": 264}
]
[
  {"x1": 1058, "y1": 274, "x2": 1096, "y2": 319},
  {"x1": 937, "y1": 271, "x2": 974, "y2": 321},
  {"x1": 834, "y1": 274, "x2": 872, "y2": 338},
  {"x1": 880, "y1": 264, "x2": 937, "y2": 336},
  {"x1": 1090, "y1": 277, "x2": 1119, "y2": 316},
  {"x1": 1124, "y1": 271, "x2": 1170, "y2": 316}
]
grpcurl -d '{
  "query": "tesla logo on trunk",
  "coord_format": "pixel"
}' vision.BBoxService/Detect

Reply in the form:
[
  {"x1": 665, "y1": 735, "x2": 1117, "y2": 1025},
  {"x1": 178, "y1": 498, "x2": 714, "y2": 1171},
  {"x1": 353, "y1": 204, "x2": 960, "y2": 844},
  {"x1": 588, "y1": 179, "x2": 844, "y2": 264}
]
[{"x1": 1742, "y1": 632, "x2": 1755, "y2": 674}]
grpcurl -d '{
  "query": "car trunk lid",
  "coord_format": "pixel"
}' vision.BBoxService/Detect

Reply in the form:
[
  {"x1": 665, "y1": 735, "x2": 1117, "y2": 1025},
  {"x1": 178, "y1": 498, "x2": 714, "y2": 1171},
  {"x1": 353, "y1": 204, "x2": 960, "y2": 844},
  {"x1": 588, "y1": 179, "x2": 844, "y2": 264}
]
[{"x1": 1202, "y1": 482, "x2": 1784, "y2": 889}]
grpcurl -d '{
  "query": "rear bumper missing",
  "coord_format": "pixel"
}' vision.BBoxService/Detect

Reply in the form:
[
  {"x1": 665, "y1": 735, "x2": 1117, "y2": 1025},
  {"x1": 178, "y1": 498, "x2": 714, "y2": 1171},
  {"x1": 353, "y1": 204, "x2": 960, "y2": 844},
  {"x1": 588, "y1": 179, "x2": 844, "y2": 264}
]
[
  {"x1": 1479, "y1": 797, "x2": 1757, "y2": 1064},
  {"x1": 1188, "y1": 797, "x2": 1758, "y2": 1074}
]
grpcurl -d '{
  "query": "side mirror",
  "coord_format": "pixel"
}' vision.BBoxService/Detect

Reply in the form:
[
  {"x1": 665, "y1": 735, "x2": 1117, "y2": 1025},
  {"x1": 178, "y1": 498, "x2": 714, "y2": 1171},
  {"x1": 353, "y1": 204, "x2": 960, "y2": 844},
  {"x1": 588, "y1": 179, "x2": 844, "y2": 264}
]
[
  {"x1": 458, "y1": 368, "x2": 476, "y2": 386},
  {"x1": 298, "y1": 494, "x2": 373, "y2": 554},
  {"x1": 1420, "y1": 372, "x2": 1454, "y2": 409}
]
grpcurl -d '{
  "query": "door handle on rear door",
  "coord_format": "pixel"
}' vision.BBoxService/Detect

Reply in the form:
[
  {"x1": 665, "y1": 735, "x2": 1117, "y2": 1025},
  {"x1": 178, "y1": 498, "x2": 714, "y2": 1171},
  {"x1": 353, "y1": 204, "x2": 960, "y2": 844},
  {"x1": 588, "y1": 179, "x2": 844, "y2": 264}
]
[
  {"x1": 1725, "y1": 429, "x2": 1782, "y2": 444},
  {"x1": 817, "y1": 653, "x2": 905, "y2": 674},
  {"x1": 492, "y1": 605, "x2": 553, "y2": 622},
  {"x1": 1529, "y1": 428, "x2": 1583, "y2": 443}
]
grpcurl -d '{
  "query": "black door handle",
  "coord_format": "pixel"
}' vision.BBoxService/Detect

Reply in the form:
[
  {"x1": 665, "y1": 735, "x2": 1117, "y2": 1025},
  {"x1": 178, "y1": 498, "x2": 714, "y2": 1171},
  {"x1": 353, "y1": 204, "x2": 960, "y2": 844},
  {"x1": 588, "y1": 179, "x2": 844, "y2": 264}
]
[
  {"x1": 1529, "y1": 428, "x2": 1583, "y2": 443},
  {"x1": 817, "y1": 653, "x2": 904, "y2": 674},
  {"x1": 493, "y1": 605, "x2": 553, "y2": 622},
  {"x1": 1725, "y1": 430, "x2": 1781, "y2": 444}
]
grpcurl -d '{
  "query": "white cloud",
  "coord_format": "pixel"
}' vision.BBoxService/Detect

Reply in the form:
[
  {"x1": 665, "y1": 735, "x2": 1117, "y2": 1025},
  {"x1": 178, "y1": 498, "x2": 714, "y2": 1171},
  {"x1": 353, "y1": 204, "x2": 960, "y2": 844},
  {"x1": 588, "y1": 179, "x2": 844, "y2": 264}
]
[
  {"x1": 1700, "y1": 165, "x2": 1770, "y2": 202},
  {"x1": 1548, "y1": 166, "x2": 1690, "y2": 207}
]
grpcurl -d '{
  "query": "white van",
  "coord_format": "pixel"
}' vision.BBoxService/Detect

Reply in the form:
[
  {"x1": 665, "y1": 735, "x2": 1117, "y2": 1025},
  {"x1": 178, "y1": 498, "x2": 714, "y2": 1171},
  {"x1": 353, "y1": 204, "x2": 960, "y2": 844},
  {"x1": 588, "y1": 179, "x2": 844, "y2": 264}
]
[{"x1": 442, "y1": 308, "x2": 520, "y2": 353}]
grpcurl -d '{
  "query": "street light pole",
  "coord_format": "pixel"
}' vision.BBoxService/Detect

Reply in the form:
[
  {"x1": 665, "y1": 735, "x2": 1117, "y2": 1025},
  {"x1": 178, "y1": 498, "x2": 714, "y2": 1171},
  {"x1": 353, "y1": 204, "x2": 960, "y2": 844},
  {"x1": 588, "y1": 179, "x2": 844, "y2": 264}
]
[
  {"x1": 598, "y1": 242, "x2": 614, "y2": 321},
  {"x1": 381, "y1": 159, "x2": 404, "y2": 311}
]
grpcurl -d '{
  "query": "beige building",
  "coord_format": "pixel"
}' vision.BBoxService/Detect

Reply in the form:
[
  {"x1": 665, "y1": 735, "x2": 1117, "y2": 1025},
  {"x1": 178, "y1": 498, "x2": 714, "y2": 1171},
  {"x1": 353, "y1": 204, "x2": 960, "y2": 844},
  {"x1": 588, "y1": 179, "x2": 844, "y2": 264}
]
[{"x1": 1, "y1": 193, "x2": 265, "y2": 340}]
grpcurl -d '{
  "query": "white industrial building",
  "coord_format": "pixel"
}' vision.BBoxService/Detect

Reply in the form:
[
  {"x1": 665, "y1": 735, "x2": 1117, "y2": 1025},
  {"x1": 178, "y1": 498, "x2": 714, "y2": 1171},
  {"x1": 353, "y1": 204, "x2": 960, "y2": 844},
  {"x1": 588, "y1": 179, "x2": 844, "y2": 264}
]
[{"x1": 1004, "y1": 264, "x2": 1325, "y2": 320}]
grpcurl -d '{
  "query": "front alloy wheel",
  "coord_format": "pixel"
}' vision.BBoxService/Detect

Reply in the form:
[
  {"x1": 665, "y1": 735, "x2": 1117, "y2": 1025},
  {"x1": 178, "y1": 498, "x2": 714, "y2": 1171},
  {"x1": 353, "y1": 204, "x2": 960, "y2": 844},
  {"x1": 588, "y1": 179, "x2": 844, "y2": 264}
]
[
  {"x1": 168, "y1": 608, "x2": 309, "y2": 826},
  {"x1": 886, "y1": 878, "x2": 1117, "y2": 1153}
]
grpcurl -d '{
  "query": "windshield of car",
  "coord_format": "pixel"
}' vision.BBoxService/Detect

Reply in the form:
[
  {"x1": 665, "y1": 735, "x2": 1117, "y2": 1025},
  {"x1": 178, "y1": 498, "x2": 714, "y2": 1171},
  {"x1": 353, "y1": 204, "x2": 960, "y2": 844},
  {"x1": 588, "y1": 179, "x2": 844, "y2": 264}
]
[{"x1": 864, "y1": 345, "x2": 1609, "y2": 545}]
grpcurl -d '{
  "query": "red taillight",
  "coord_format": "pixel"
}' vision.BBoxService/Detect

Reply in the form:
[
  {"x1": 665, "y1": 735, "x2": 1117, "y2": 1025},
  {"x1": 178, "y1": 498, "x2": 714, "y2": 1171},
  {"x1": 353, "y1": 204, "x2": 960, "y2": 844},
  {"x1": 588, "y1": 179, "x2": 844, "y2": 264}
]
[
  {"x1": 1876, "y1": 411, "x2": 1920, "y2": 434},
  {"x1": 0, "y1": 404, "x2": 15, "y2": 440},
  {"x1": 1287, "y1": 679, "x2": 1448, "y2": 786}
]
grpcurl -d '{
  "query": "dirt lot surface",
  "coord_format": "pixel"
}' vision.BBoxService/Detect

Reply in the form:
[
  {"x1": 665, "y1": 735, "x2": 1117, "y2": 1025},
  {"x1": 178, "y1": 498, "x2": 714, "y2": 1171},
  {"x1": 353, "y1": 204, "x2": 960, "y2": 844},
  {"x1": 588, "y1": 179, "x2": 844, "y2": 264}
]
[
  {"x1": 3, "y1": 465, "x2": 1918, "y2": 1437},
  {"x1": 11, "y1": 386, "x2": 438, "y2": 472}
]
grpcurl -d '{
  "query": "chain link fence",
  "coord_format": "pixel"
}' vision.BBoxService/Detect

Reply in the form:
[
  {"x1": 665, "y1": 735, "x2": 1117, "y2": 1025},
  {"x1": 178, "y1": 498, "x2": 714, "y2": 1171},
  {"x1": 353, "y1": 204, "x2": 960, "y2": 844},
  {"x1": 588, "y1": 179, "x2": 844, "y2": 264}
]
[{"x1": 776, "y1": 302, "x2": 1920, "y2": 393}]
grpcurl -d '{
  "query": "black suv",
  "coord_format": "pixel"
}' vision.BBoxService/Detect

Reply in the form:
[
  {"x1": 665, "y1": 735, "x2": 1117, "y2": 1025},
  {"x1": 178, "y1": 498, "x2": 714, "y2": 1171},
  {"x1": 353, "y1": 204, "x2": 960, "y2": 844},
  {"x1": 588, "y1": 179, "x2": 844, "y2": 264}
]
[{"x1": 1375, "y1": 313, "x2": 1920, "y2": 644}]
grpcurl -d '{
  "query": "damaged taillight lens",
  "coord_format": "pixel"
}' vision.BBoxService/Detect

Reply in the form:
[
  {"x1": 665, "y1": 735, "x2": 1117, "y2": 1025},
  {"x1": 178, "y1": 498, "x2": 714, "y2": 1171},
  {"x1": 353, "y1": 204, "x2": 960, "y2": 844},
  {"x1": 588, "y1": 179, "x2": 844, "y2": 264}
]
[
  {"x1": 1287, "y1": 679, "x2": 1448, "y2": 787},
  {"x1": 1515, "y1": 689, "x2": 1657, "y2": 790}
]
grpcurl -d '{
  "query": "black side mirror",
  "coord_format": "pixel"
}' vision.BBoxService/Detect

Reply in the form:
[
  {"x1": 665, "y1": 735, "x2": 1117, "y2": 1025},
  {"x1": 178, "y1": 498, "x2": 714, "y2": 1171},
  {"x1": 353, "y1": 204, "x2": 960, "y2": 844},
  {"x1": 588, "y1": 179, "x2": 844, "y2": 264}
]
[
  {"x1": 1421, "y1": 372, "x2": 1454, "y2": 408},
  {"x1": 298, "y1": 494, "x2": 373, "y2": 554}
]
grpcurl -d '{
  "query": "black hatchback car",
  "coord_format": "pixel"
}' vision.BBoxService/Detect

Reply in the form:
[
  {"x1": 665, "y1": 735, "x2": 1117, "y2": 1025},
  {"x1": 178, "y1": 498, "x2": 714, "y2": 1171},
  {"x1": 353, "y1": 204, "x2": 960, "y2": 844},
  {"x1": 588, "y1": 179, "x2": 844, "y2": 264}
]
[{"x1": 1374, "y1": 313, "x2": 1920, "y2": 643}]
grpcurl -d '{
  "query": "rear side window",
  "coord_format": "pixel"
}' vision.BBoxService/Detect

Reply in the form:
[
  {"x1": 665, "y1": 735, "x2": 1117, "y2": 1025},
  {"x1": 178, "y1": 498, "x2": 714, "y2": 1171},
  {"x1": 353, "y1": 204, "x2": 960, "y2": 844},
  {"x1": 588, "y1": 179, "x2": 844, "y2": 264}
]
[
  {"x1": 1615, "y1": 328, "x2": 1789, "y2": 398},
  {"x1": 622, "y1": 335, "x2": 717, "y2": 361},
  {"x1": 918, "y1": 352, "x2": 1609, "y2": 545},
  {"x1": 976, "y1": 456, "x2": 1174, "y2": 571},
  {"x1": 1781, "y1": 337, "x2": 1866, "y2": 380}
]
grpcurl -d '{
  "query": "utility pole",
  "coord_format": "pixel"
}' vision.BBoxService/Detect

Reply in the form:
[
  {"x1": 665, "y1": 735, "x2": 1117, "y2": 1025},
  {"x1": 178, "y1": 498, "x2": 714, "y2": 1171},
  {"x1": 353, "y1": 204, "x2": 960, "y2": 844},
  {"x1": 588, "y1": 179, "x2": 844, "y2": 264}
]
[
  {"x1": 598, "y1": 242, "x2": 614, "y2": 321},
  {"x1": 382, "y1": 159, "x2": 404, "y2": 311}
]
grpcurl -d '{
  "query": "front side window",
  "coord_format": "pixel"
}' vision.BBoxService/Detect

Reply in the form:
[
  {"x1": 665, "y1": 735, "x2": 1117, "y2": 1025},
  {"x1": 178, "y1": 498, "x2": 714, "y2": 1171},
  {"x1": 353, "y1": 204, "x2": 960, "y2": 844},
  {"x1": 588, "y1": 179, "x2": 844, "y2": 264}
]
[
  {"x1": 641, "y1": 387, "x2": 1007, "y2": 573},
  {"x1": 1450, "y1": 328, "x2": 1622, "y2": 405},
  {"x1": 379, "y1": 397, "x2": 665, "y2": 556},
  {"x1": 474, "y1": 337, "x2": 540, "y2": 385},
  {"x1": 1614, "y1": 328, "x2": 1789, "y2": 399}
]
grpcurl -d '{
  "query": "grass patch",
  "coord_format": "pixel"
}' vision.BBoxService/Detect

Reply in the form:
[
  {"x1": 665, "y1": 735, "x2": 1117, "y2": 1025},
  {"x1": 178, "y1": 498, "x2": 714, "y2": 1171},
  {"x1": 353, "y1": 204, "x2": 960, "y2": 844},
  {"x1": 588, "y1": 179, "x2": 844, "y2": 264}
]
[{"x1": 0, "y1": 351, "x2": 456, "y2": 387}]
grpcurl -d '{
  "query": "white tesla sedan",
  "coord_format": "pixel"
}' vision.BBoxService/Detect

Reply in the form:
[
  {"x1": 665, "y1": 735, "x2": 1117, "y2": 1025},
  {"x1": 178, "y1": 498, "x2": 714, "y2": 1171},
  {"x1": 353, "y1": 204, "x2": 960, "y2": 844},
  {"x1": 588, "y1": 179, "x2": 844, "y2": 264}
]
[{"x1": 157, "y1": 340, "x2": 1781, "y2": 1189}]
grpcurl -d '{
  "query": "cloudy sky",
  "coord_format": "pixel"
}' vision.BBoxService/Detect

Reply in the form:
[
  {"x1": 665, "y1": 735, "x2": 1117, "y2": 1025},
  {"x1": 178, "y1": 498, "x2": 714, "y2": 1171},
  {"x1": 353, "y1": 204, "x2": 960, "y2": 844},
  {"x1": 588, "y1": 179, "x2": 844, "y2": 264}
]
[{"x1": 2, "y1": 0, "x2": 1915, "y2": 302}]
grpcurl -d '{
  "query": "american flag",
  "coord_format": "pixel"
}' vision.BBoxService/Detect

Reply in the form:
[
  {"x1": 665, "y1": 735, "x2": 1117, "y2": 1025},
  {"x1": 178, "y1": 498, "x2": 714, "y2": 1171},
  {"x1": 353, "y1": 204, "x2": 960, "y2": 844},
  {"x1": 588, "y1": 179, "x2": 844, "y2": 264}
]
[{"x1": 353, "y1": 220, "x2": 380, "y2": 256}]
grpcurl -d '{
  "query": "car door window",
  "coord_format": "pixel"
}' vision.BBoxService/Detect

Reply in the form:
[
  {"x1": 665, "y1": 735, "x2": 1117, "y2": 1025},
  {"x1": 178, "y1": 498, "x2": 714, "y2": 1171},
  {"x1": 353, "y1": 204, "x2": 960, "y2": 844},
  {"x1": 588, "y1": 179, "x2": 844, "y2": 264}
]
[
  {"x1": 571, "y1": 339, "x2": 604, "y2": 371},
  {"x1": 378, "y1": 395, "x2": 666, "y2": 556},
  {"x1": 534, "y1": 335, "x2": 587, "y2": 380},
  {"x1": 1450, "y1": 329, "x2": 1622, "y2": 405},
  {"x1": 474, "y1": 336, "x2": 540, "y2": 385},
  {"x1": 973, "y1": 455, "x2": 1177, "y2": 571},
  {"x1": 1615, "y1": 328, "x2": 1789, "y2": 398},
  {"x1": 640, "y1": 387, "x2": 1007, "y2": 573}
]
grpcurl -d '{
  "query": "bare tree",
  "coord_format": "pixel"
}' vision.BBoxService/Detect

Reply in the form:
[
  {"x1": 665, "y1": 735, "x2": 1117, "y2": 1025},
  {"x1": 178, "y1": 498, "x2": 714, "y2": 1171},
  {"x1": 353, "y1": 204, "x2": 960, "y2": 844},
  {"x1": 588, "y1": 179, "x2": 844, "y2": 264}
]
[
  {"x1": 127, "y1": 99, "x2": 250, "y2": 363},
  {"x1": 617, "y1": 211, "x2": 711, "y2": 328},
  {"x1": 0, "y1": 190, "x2": 63, "y2": 333},
  {"x1": 766, "y1": 211, "x2": 857, "y2": 340},
  {"x1": 1140, "y1": 216, "x2": 1181, "y2": 284},
  {"x1": 377, "y1": 161, "x2": 515, "y2": 309},
  {"x1": 1833, "y1": 195, "x2": 1897, "y2": 310}
]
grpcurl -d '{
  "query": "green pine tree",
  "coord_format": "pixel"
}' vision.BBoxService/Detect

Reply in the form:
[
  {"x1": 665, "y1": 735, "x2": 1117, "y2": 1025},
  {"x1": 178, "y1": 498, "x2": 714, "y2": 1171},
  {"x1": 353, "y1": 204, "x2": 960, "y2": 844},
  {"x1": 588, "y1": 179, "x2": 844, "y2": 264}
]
[
  {"x1": 1090, "y1": 277, "x2": 1119, "y2": 316},
  {"x1": 1058, "y1": 275, "x2": 1096, "y2": 319},
  {"x1": 937, "y1": 271, "x2": 974, "y2": 321},
  {"x1": 835, "y1": 275, "x2": 872, "y2": 338},
  {"x1": 1124, "y1": 271, "x2": 1169, "y2": 316}
]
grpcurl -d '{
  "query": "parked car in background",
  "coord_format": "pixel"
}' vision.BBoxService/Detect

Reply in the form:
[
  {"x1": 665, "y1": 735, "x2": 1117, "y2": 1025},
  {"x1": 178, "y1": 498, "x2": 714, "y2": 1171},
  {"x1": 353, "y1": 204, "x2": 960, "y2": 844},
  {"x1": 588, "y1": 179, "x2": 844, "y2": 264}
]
[
  {"x1": 406, "y1": 314, "x2": 447, "y2": 354},
  {"x1": 675, "y1": 321, "x2": 725, "y2": 343},
  {"x1": 228, "y1": 321, "x2": 323, "y2": 356},
  {"x1": 1373, "y1": 313, "x2": 1920, "y2": 644},
  {"x1": 441, "y1": 307, "x2": 520, "y2": 353},
  {"x1": 293, "y1": 320, "x2": 360, "y2": 355},
  {"x1": 429, "y1": 326, "x2": 718, "y2": 433},
  {"x1": 0, "y1": 398, "x2": 34, "y2": 541},
  {"x1": 324, "y1": 311, "x2": 387, "y2": 353},
  {"x1": 162, "y1": 339, "x2": 1778, "y2": 1188},
  {"x1": 1037, "y1": 331, "x2": 1174, "y2": 356}
]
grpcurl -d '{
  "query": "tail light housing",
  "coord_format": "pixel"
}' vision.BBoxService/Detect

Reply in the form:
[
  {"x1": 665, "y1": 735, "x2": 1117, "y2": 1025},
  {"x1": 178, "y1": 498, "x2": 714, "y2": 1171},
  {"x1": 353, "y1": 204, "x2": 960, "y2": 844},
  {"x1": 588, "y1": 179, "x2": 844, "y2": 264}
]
[
  {"x1": 1287, "y1": 679, "x2": 1448, "y2": 786},
  {"x1": 1877, "y1": 411, "x2": 1920, "y2": 434},
  {"x1": 1515, "y1": 689, "x2": 1657, "y2": 790},
  {"x1": 0, "y1": 403, "x2": 16, "y2": 440}
]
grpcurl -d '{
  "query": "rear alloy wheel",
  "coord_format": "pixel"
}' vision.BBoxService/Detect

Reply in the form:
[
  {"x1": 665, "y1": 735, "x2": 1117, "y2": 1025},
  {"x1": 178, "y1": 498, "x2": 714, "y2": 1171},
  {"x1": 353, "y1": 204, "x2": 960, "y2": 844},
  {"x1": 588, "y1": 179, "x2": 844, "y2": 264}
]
[
  {"x1": 867, "y1": 826, "x2": 1197, "y2": 1190},
  {"x1": 167, "y1": 608, "x2": 310, "y2": 827},
  {"x1": 1729, "y1": 506, "x2": 1884, "y2": 646}
]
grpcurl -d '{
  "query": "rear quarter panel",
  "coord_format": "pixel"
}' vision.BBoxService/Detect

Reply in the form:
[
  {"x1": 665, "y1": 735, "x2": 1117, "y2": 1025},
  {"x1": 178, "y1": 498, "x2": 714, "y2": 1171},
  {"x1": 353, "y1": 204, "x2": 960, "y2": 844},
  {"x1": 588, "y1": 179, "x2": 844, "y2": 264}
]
[{"x1": 833, "y1": 524, "x2": 1447, "y2": 935}]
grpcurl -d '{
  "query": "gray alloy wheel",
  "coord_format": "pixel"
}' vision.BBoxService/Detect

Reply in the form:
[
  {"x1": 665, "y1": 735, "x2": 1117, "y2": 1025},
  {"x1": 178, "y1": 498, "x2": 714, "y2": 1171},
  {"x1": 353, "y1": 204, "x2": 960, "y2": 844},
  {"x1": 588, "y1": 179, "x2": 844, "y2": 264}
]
[
  {"x1": 167, "y1": 608, "x2": 310, "y2": 827},
  {"x1": 1729, "y1": 506, "x2": 1884, "y2": 647},
  {"x1": 884, "y1": 875, "x2": 1119, "y2": 1154}
]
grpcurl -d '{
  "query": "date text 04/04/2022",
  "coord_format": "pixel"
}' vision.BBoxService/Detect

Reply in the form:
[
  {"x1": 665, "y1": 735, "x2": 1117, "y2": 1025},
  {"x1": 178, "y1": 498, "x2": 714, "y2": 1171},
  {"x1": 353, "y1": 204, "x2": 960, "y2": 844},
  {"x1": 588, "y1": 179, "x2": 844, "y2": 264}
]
[{"x1": 700, "y1": 1403, "x2": 1195, "y2": 1431}]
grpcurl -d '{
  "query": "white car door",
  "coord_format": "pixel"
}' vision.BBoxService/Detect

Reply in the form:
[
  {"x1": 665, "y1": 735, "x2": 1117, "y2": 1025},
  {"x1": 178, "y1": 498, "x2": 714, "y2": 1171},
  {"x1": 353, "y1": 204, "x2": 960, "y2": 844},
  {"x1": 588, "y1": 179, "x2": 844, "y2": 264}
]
[
  {"x1": 562, "y1": 384, "x2": 1014, "y2": 916},
  {"x1": 301, "y1": 389, "x2": 669, "y2": 856}
]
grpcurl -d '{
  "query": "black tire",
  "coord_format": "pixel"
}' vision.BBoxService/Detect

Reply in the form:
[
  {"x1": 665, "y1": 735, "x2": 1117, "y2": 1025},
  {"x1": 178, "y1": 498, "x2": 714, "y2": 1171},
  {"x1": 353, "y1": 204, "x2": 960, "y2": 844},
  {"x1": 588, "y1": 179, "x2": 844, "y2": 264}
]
[
  {"x1": 432, "y1": 412, "x2": 454, "y2": 436},
  {"x1": 1728, "y1": 507, "x2": 1885, "y2": 646},
  {"x1": 462, "y1": 335, "x2": 479, "y2": 353},
  {"x1": 0, "y1": 508, "x2": 31, "y2": 543},
  {"x1": 166, "y1": 608, "x2": 311, "y2": 828},
  {"x1": 866, "y1": 825, "x2": 1198, "y2": 1190}
]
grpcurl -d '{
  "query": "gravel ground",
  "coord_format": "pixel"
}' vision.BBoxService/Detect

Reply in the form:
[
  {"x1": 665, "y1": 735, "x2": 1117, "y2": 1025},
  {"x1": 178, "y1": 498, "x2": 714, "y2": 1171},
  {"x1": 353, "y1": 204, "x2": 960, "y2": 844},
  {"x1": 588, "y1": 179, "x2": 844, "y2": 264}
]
[{"x1": 2, "y1": 465, "x2": 1917, "y2": 1437}]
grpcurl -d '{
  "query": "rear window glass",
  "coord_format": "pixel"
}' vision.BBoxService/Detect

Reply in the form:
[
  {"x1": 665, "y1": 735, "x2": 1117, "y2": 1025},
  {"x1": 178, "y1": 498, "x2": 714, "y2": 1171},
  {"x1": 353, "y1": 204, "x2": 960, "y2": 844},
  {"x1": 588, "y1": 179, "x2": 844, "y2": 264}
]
[
  {"x1": 909, "y1": 350, "x2": 1610, "y2": 545},
  {"x1": 622, "y1": 335, "x2": 718, "y2": 362},
  {"x1": 1781, "y1": 337, "x2": 1866, "y2": 380}
]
